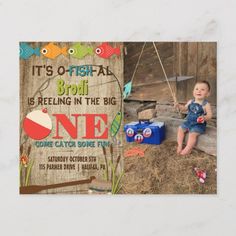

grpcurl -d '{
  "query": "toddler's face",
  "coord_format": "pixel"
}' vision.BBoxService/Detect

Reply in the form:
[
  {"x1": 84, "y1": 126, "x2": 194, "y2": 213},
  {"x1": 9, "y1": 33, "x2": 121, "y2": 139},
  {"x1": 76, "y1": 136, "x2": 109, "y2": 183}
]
[{"x1": 193, "y1": 83, "x2": 210, "y2": 100}]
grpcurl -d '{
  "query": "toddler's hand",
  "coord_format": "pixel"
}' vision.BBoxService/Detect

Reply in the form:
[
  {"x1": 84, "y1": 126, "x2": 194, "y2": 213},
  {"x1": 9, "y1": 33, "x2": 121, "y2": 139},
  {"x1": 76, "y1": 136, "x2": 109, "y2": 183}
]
[
  {"x1": 174, "y1": 102, "x2": 180, "y2": 109},
  {"x1": 197, "y1": 116, "x2": 205, "y2": 123}
]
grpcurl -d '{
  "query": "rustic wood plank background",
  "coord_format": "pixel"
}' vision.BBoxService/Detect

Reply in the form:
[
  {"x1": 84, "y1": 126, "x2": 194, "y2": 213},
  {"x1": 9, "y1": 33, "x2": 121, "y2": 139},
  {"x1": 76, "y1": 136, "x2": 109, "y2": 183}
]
[
  {"x1": 20, "y1": 42, "x2": 123, "y2": 194},
  {"x1": 124, "y1": 42, "x2": 216, "y2": 105}
]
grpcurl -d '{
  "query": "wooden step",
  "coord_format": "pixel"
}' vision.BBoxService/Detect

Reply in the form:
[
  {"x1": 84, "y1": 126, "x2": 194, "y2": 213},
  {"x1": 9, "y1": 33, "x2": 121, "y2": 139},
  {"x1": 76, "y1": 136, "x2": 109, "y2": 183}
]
[{"x1": 153, "y1": 116, "x2": 216, "y2": 156}]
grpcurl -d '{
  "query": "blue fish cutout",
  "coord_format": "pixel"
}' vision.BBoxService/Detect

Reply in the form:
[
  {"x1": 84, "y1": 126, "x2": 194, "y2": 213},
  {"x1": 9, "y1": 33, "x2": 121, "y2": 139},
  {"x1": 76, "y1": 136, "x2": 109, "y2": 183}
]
[
  {"x1": 20, "y1": 42, "x2": 40, "y2": 59},
  {"x1": 123, "y1": 81, "x2": 132, "y2": 99}
]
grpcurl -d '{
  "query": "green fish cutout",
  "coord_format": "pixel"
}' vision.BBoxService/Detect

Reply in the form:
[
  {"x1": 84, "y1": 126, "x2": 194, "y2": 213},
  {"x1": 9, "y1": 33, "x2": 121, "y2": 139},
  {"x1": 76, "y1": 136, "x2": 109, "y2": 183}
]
[
  {"x1": 68, "y1": 43, "x2": 93, "y2": 59},
  {"x1": 110, "y1": 111, "x2": 122, "y2": 137}
]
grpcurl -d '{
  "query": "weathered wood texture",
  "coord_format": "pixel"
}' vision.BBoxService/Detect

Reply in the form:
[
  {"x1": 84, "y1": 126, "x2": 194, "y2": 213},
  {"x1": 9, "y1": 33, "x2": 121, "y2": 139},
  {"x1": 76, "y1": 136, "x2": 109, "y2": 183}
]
[
  {"x1": 138, "y1": 108, "x2": 156, "y2": 120},
  {"x1": 20, "y1": 42, "x2": 123, "y2": 194},
  {"x1": 124, "y1": 42, "x2": 216, "y2": 105},
  {"x1": 155, "y1": 103, "x2": 217, "y2": 123},
  {"x1": 124, "y1": 42, "x2": 174, "y2": 85},
  {"x1": 174, "y1": 42, "x2": 217, "y2": 104},
  {"x1": 124, "y1": 101, "x2": 216, "y2": 126}
]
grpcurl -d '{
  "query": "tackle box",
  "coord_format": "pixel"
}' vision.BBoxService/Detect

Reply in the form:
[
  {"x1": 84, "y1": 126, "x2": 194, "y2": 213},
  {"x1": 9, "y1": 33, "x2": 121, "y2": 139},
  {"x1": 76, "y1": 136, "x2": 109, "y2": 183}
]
[{"x1": 124, "y1": 121, "x2": 165, "y2": 145}]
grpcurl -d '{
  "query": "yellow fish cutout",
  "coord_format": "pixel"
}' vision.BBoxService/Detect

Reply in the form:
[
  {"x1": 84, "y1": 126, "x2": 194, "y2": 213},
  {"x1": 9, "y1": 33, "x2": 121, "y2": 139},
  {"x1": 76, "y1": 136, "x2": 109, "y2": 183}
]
[{"x1": 41, "y1": 43, "x2": 67, "y2": 59}]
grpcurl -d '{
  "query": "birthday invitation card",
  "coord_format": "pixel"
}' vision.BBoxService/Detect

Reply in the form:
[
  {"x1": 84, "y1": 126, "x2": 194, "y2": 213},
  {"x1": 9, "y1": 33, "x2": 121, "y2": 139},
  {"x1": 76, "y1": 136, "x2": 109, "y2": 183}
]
[
  {"x1": 20, "y1": 42, "x2": 217, "y2": 194},
  {"x1": 20, "y1": 42, "x2": 123, "y2": 194}
]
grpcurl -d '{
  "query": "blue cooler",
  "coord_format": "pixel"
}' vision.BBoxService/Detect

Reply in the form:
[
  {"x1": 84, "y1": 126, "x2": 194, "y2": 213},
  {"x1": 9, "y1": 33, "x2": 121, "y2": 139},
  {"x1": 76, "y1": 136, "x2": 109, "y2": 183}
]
[{"x1": 124, "y1": 121, "x2": 165, "y2": 145}]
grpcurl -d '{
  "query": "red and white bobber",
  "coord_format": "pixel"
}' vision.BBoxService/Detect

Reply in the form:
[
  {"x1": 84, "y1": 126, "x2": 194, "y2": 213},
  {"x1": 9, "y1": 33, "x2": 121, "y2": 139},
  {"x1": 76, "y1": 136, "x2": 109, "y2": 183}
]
[
  {"x1": 134, "y1": 134, "x2": 144, "y2": 143},
  {"x1": 143, "y1": 127, "x2": 152, "y2": 138},
  {"x1": 126, "y1": 128, "x2": 134, "y2": 137},
  {"x1": 197, "y1": 116, "x2": 205, "y2": 123},
  {"x1": 23, "y1": 108, "x2": 52, "y2": 140},
  {"x1": 194, "y1": 167, "x2": 207, "y2": 183}
]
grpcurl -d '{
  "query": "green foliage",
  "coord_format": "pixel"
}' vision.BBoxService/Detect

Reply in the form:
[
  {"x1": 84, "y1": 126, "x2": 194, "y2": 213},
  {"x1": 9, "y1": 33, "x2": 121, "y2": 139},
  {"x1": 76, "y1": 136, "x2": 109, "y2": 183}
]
[
  {"x1": 109, "y1": 160, "x2": 124, "y2": 194},
  {"x1": 25, "y1": 159, "x2": 34, "y2": 186}
]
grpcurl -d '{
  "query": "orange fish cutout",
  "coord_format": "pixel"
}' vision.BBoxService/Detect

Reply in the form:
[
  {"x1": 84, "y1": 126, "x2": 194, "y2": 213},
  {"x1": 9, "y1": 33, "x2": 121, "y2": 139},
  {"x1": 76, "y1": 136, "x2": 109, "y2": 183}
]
[
  {"x1": 124, "y1": 147, "x2": 145, "y2": 158},
  {"x1": 41, "y1": 43, "x2": 67, "y2": 59}
]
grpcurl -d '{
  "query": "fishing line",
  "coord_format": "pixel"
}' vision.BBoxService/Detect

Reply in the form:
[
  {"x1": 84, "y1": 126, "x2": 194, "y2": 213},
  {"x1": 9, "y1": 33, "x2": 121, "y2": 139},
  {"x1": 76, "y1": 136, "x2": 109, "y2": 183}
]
[
  {"x1": 123, "y1": 42, "x2": 146, "y2": 99},
  {"x1": 20, "y1": 74, "x2": 60, "y2": 145},
  {"x1": 152, "y1": 42, "x2": 181, "y2": 116},
  {"x1": 152, "y1": 42, "x2": 177, "y2": 104},
  {"x1": 90, "y1": 65, "x2": 122, "y2": 111},
  {"x1": 130, "y1": 42, "x2": 146, "y2": 83},
  {"x1": 88, "y1": 79, "x2": 117, "y2": 88},
  {"x1": 90, "y1": 65, "x2": 123, "y2": 141}
]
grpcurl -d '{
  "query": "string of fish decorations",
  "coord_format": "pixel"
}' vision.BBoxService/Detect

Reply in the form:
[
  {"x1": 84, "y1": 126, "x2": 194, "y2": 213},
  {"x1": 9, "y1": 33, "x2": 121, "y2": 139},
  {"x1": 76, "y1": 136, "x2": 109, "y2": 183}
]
[{"x1": 20, "y1": 42, "x2": 121, "y2": 60}]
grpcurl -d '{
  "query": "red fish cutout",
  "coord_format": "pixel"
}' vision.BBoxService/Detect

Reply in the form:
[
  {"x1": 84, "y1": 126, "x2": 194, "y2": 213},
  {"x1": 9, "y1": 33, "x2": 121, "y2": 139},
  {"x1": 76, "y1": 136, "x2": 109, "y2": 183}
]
[{"x1": 95, "y1": 42, "x2": 120, "y2": 59}]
